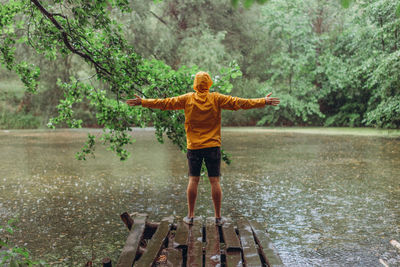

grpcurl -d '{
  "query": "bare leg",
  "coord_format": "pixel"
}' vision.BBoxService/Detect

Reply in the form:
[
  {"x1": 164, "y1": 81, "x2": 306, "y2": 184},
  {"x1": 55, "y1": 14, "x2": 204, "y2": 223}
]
[
  {"x1": 187, "y1": 176, "x2": 200, "y2": 218},
  {"x1": 209, "y1": 176, "x2": 222, "y2": 218}
]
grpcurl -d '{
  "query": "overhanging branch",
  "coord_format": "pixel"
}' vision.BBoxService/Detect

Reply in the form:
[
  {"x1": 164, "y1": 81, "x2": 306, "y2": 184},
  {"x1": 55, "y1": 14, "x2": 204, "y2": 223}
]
[{"x1": 30, "y1": 0, "x2": 112, "y2": 76}]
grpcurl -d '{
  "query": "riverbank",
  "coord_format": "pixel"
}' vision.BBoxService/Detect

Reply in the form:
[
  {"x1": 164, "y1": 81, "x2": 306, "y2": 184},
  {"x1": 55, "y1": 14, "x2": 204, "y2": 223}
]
[
  {"x1": 2, "y1": 126, "x2": 399, "y2": 138},
  {"x1": 222, "y1": 126, "x2": 400, "y2": 138}
]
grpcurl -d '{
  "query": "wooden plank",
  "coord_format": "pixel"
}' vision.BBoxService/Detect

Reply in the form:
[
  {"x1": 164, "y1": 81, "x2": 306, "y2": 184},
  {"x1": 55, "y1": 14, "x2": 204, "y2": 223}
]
[
  {"x1": 225, "y1": 251, "x2": 243, "y2": 267},
  {"x1": 237, "y1": 218, "x2": 261, "y2": 267},
  {"x1": 167, "y1": 248, "x2": 183, "y2": 267},
  {"x1": 167, "y1": 221, "x2": 183, "y2": 267},
  {"x1": 121, "y1": 212, "x2": 134, "y2": 230},
  {"x1": 249, "y1": 221, "x2": 284, "y2": 267},
  {"x1": 187, "y1": 217, "x2": 203, "y2": 267},
  {"x1": 221, "y1": 219, "x2": 242, "y2": 267},
  {"x1": 222, "y1": 219, "x2": 241, "y2": 252},
  {"x1": 174, "y1": 221, "x2": 189, "y2": 249},
  {"x1": 205, "y1": 217, "x2": 221, "y2": 267},
  {"x1": 116, "y1": 214, "x2": 147, "y2": 267},
  {"x1": 135, "y1": 218, "x2": 172, "y2": 267}
]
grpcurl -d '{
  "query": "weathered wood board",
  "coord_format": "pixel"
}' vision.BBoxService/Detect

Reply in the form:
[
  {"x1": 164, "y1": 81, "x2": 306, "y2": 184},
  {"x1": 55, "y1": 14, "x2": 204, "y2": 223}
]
[
  {"x1": 174, "y1": 221, "x2": 189, "y2": 249},
  {"x1": 116, "y1": 214, "x2": 148, "y2": 267},
  {"x1": 221, "y1": 219, "x2": 242, "y2": 267},
  {"x1": 249, "y1": 220, "x2": 284, "y2": 267},
  {"x1": 135, "y1": 218, "x2": 172, "y2": 267},
  {"x1": 114, "y1": 213, "x2": 284, "y2": 267},
  {"x1": 186, "y1": 217, "x2": 203, "y2": 267},
  {"x1": 237, "y1": 218, "x2": 262, "y2": 267},
  {"x1": 205, "y1": 217, "x2": 221, "y2": 267}
]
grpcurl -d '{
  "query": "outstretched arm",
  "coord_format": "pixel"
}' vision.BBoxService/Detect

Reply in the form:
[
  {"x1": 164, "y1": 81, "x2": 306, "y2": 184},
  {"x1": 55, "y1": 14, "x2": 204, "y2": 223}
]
[
  {"x1": 217, "y1": 92, "x2": 280, "y2": 110},
  {"x1": 126, "y1": 94, "x2": 188, "y2": 110}
]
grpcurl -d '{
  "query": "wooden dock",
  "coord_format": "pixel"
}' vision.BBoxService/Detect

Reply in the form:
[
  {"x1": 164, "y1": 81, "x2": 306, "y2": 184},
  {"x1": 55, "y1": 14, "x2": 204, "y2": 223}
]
[{"x1": 113, "y1": 212, "x2": 283, "y2": 267}]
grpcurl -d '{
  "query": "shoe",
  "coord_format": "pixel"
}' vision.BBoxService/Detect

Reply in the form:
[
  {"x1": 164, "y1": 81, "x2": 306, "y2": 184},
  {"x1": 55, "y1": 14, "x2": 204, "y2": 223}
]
[
  {"x1": 183, "y1": 216, "x2": 194, "y2": 225},
  {"x1": 215, "y1": 217, "x2": 227, "y2": 226}
]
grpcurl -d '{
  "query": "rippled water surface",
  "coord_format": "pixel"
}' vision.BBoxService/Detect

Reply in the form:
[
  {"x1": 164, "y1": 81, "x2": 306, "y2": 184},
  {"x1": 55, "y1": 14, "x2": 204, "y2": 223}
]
[{"x1": 0, "y1": 128, "x2": 399, "y2": 266}]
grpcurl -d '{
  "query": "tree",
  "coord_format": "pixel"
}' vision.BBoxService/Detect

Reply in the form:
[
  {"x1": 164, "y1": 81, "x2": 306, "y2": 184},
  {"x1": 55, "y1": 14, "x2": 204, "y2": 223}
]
[
  {"x1": 254, "y1": 0, "x2": 340, "y2": 126},
  {"x1": 319, "y1": 0, "x2": 400, "y2": 128},
  {"x1": 0, "y1": 0, "x2": 240, "y2": 161}
]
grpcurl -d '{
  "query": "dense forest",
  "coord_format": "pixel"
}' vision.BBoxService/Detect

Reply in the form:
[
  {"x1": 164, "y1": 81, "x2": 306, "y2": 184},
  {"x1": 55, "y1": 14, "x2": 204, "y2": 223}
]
[{"x1": 0, "y1": 0, "x2": 399, "y2": 157}]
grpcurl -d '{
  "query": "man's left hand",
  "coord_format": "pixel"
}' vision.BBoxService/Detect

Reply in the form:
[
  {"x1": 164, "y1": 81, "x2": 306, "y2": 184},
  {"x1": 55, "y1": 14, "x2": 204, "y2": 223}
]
[{"x1": 265, "y1": 93, "x2": 280, "y2": 106}]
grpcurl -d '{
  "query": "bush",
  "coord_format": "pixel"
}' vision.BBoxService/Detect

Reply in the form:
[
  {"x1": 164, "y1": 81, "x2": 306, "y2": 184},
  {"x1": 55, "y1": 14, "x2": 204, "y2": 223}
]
[
  {"x1": 257, "y1": 93, "x2": 324, "y2": 126},
  {"x1": 0, "y1": 111, "x2": 41, "y2": 129},
  {"x1": 364, "y1": 96, "x2": 400, "y2": 128}
]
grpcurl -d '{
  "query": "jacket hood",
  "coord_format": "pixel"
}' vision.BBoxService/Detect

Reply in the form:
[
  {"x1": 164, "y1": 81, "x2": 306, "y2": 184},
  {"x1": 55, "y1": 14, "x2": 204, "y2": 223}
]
[{"x1": 193, "y1": 71, "x2": 213, "y2": 93}]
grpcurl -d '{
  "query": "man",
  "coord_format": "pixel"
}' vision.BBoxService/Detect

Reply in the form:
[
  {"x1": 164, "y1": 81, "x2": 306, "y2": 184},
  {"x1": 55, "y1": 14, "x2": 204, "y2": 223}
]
[{"x1": 127, "y1": 71, "x2": 280, "y2": 225}]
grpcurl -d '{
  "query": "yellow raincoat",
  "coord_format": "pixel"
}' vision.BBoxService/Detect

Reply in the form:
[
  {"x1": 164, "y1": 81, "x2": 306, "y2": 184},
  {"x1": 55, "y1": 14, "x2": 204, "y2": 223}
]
[{"x1": 142, "y1": 71, "x2": 266, "y2": 150}]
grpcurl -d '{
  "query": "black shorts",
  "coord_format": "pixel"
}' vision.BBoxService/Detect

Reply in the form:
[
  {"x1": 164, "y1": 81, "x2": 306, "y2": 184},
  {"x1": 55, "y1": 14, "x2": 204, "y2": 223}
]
[{"x1": 187, "y1": 147, "x2": 221, "y2": 177}]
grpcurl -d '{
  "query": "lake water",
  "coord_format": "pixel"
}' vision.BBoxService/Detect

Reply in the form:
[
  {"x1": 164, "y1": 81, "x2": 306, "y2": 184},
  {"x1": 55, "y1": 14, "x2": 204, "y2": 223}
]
[{"x1": 0, "y1": 128, "x2": 399, "y2": 266}]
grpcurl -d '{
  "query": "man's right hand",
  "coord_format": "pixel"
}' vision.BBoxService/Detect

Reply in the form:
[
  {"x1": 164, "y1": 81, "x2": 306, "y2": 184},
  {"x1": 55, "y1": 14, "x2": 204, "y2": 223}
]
[{"x1": 126, "y1": 94, "x2": 142, "y2": 106}]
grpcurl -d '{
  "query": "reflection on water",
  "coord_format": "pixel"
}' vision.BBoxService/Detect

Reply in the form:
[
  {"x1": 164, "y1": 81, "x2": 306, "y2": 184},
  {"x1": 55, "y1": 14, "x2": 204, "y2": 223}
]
[{"x1": 0, "y1": 129, "x2": 399, "y2": 266}]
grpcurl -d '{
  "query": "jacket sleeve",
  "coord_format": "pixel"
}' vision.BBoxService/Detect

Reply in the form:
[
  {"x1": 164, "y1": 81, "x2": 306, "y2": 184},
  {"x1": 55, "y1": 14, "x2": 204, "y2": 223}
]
[
  {"x1": 141, "y1": 94, "x2": 189, "y2": 110},
  {"x1": 216, "y1": 93, "x2": 266, "y2": 110}
]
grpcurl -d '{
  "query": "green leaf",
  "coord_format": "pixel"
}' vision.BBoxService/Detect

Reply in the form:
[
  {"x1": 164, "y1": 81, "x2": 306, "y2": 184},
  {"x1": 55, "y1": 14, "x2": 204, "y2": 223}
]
[
  {"x1": 396, "y1": 3, "x2": 400, "y2": 17},
  {"x1": 244, "y1": 0, "x2": 255, "y2": 8},
  {"x1": 340, "y1": 0, "x2": 351, "y2": 8}
]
